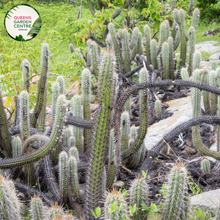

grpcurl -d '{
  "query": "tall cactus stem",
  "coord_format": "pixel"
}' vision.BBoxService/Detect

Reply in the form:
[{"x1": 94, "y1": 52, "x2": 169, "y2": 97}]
[
  {"x1": 12, "y1": 136, "x2": 22, "y2": 157},
  {"x1": 64, "y1": 127, "x2": 71, "y2": 147},
  {"x1": 144, "y1": 24, "x2": 151, "y2": 64},
  {"x1": 162, "y1": 42, "x2": 169, "y2": 79},
  {"x1": 56, "y1": 76, "x2": 65, "y2": 94},
  {"x1": 69, "y1": 146, "x2": 79, "y2": 163},
  {"x1": 121, "y1": 111, "x2": 130, "y2": 151},
  {"x1": 69, "y1": 43, "x2": 74, "y2": 53},
  {"x1": 22, "y1": 59, "x2": 30, "y2": 92},
  {"x1": 202, "y1": 70, "x2": 210, "y2": 114},
  {"x1": 68, "y1": 136, "x2": 75, "y2": 149},
  {"x1": 30, "y1": 195, "x2": 46, "y2": 220},
  {"x1": 193, "y1": 51, "x2": 201, "y2": 71},
  {"x1": 122, "y1": 29, "x2": 131, "y2": 73},
  {"x1": 191, "y1": 8, "x2": 200, "y2": 30},
  {"x1": 188, "y1": 26, "x2": 195, "y2": 76},
  {"x1": 168, "y1": 37, "x2": 174, "y2": 79},
  {"x1": 201, "y1": 158, "x2": 210, "y2": 173},
  {"x1": 155, "y1": 99, "x2": 162, "y2": 119},
  {"x1": 52, "y1": 82, "x2": 60, "y2": 123},
  {"x1": 90, "y1": 41, "x2": 99, "y2": 77},
  {"x1": 209, "y1": 70, "x2": 217, "y2": 115},
  {"x1": 151, "y1": 39, "x2": 158, "y2": 70}
]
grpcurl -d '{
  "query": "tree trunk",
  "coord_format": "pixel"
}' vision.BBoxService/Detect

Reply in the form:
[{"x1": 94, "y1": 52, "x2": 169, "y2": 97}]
[
  {"x1": 86, "y1": 0, "x2": 95, "y2": 16},
  {"x1": 97, "y1": 0, "x2": 105, "y2": 10}
]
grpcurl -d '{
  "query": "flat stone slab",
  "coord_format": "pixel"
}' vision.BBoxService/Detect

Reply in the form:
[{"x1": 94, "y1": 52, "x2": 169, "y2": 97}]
[
  {"x1": 190, "y1": 188, "x2": 220, "y2": 210},
  {"x1": 144, "y1": 96, "x2": 192, "y2": 150},
  {"x1": 195, "y1": 41, "x2": 220, "y2": 53}
]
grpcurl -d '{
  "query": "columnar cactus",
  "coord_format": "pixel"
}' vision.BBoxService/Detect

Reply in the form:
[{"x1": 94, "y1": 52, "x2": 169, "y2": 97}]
[
  {"x1": 137, "y1": 32, "x2": 143, "y2": 55},
  {"x1": 106, "y1": 33, "x2": 113, "y2": 51},
  {"x1": 144, "y1": 24, "x2": 151, "y2": 64},
  {"x1": 12, "y1": 136, "x2": 22, "y2": 157},
  {"x1": 101, "y1": 167, "x2": 106, "y2": 197},
  {"x1": 69, "y1": 156, "x2": 80, "y2": 200},
  {"x1": 209, "y1": 70, "x2": 217, "y2": 115},
  {"x1": 20, "y1": 90, "x2": 30, "y2": 143},
  {"x1": 188, "y1": 26, "x2": 196, "y2": 75},
  {"x1": 129, "y1": 178, "x2": 149, "y2": 220},
  {"x1": 106, "y1": 129, "x2": 116, "y2": 189},
  {"x1": 168, "y1": 37, "x2": 174, "y2": 79},
  {"x1": 121, "y1": 111, "x2": 130, "y2": 151},
  {"x1": 155, "y1": 99, "x2": 162, "y2": 119},
  {"x1": 191, "y1": 8, "x2": 200, "y2": 30},
  {"x1": 64, "y1": 127, "x2": 72, "y2": 147},
  {"x1": 157, "y1": 22, "x2": 167, "y2": 55},
  {"x1": 30, "y1": 195, "x2": 46, "y2": 220},
  {"x1": 164, "y1": 20, "x2": 170, "y2": 40},
  {"x1": 31, "y1": 43, "x2": 49, "y2": 128},
  {"x1": 90, "y1": 41, "x2": 99, "y2": 77},
  {"x1": 84, "y1": 51, "x2": 117, "y2": 219},
  {"x1": 201, "y1": 158, "x2": 210, "y2": 173},
  {"x1": 117, "y1": 28, "x2": 123, "y2": 39},
  {"x1": 130, "y1": 26, "x2": 139, "y2": 50},
  {"x1": 69, "y1": 43, "x2": 74, "y2": 53},
  {"x1": 202, "y1": 70, "x2": 210, "y2": 114},
  {"x1": 125, "y1": 97, "x2": 130, "y2": 116},
  {"x1": 212, "y1": 61, "x2": 218, "y2": 70},
  {"x1": 181, "y1": 68, "x2": 190, "y2": 81},
  {"x1": 122, "y1": 29, "x2": 131, "y2": 73},
  {"x1": 82, "y1": 68, "x2": 91, "y2": 152},
  {"x1": 68, "y1": 136, "x2": 75, "y2": 149},
  {"x1": 56, "y1": 76, "x2": 65, "y2": 94},
  {"x1": 59, "y1": 151, "x2": 68, "y2": 203},
  {"x1": 162, "y1": 163, "x2": 190, "y2": 220},
  {"x1": 49, "y1": 202, "x2": 64, "y2": 219},
  {"x1": 104, "y1": 190, "x2": 129, "y2": 220},
  {"x1": 0, "y1": 175, "x2": 21, "y2": 219},
  {"x1": 174, "y1": 26, "x2": 180, "y2": 51},
  {"x1": 162, "y1": 42, "x2": 169, "y2": 79},
  {"x1": 71, "y1": 95, "x2": 83, "y2": 153},
  {"x1": 22, "y1": 59, "x2": 30, "y2": 92},
  {"x1": 52, "y1": 82, "x2": 60, "y2": 123},
  {"x1": 151, "y1": 39, "x2": 158, "y2": 69},
  {"x1": 193, "y1": 51, "x2": 201, "y2": 71},
  {"x1": 69, "y1": 146, "x2": 79, "y2": 163}
]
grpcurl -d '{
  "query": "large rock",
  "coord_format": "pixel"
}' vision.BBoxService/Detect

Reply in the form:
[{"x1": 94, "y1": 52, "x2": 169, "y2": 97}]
[
  {"x1": 144, "y1": 96, "x2": 192, "y2": 150},
  {"x1": 209, "y1": 53, "x2": 220, "y2": 64},
  {"x1": 195, "y1": 41, "x2": 220, "y2": 53}
]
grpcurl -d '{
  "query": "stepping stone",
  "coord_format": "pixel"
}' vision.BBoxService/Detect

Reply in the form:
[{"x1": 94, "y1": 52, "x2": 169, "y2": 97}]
[{"x1": 195, "y1": 41, "x2": 220, "y2": 53}]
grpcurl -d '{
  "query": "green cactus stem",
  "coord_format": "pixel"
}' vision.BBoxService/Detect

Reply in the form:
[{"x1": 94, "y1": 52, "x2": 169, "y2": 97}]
[
  {"x1": 157, "y1": 22, "x2": 167, "y2": 55},
  {"x1": 151, "y1": 39, "x2": 158, "y2": 70},
  {"x1": 69, "y1": 156, "x2": 80, "y2": 200},
  {"x1": 82, "y1": 68, "x2": 91, "y2": 152},
  {"x1": 188, "y1": 26, "x2": 196, "y2": 76},
  {"x1": 129, "y1": 177, "x2": 149, "y2": 220},
  {"x1": 155, "y1": 99, "x2": 162, "y2": 119},
  {"x1": 193, "y1": 51, "x2": 201, "y2": 71},
  {"x1": 68, "y1": 136, "x2": 75, "y2": 148},
  {"x1": 162, "y1": 163, "x2": 190, "y2": 220},
  {"x1": 104, "y1": 189, "x2": 129, "y2": 220},
  {"x1": 162, "y1": 42, "x2": 169, "y2": 79},
  {"x1": 101, "y1": 167, "x2": 106, "y2": 197},
  {"x1": 31, "y1": 43, "x2": 49, "y2": 128},
  {"x1": 144, "y1": 24, "x2": 151, "y2": 64},
  {"x1": 84, "y1": 51, "x2": 117, "y2": 219},
  {"x1": 122, "y1": 29, "x2": 131, "y2": 73},
  {"x1": 117, "y1": 28, "x2": 123, "y2": 39},
  {"x1": 30, "y1": 195, "x2": 46, "y2": 220},
  {"x1": 56, "y1": 76, "x2": 65, "y2": 94},
  {"x1": 64, "y1": 127, "x2": 71, "y2": 147},
  {"x1": 20, "y1": 90, "x2": 30, "y2": 143},
  {"x1": 22, "y1": 59, "x2": 30, "y2": 92},
  {"x1": 59, "y1": 151, "x2": 68, "y2": 203},
  {"x1": 106, "y1": 33, "x2": 113, "y2": 51},
  {"x1": 137, "y1": 32, "x2": 143, "y2": 55},
  {"x1": 90, "y1": 41, "x2": 99, "y2": 77},
  {"x1": 168, "y1": 37, "x2": 174, "y2": 79},
  {"x1": 201, "y1": 158, "x2": 210, "y2": 173},
  {"x1": 69, "y1": 43, "x2": 74, "y2": 53},
  {"x1": 49, "y1": 202, "x2": 64, "y2": 219},
  {"x1": 12, "y1": 136, "x2": 22, "y2": 157},
  {"x1": 209, "y1": 70, "x2": 217, "y2": 115},
  {"x1": 212, "y1": 61, "x2": 218, "y2": 70},
  {"x1": 174, "y1": 26, "x2": 180, "y2": 51},
  {"x1": 69, "y1": 146, "x2": 79, "y2": 163},
  {"x1": 121, "y1": 111, "x2": 130, "y2": 151},
  {"x1": 164, "y1": 20, "x2": 170, "y2": 39},
  {"x1": 125, "y1": 97, "x2": 130, "y2": 116},
  {"x1": 181, "y1": 68, "x2": 190, "y2": 81},
  {"x1": 87, "y1": 51, "x2": 91, "y2": 68},
  {"x1": 71, "y1": 95, "x2": 83, "y2": 153},
  {"x1": 202, "y1": 70, "x2": 210, "y2": 114},
  {"x1": 52, "y1": 82, "x2": 60, "y2": 123},
  {"x1": 191, "y1": 8, "x2": 200, "y2": 30},
  {"x1": 130, "y1": 26, "x2": 139, "y2": 50},
  {"x1": 0, "y1": 95, "x2": 66, "y2": 169},
  {"x1": 106, "y1": 129, "x2": 116, "y2": 189}
]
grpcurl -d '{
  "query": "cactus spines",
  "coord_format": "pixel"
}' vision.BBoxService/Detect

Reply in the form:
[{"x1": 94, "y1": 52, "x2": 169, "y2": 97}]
[
  {"x1": 68, "y1": 136, "x2": 75, "y2": 148},
  {"x1": 209, "y1": 70, "x2": 217, "y2": 115},
  {"x1": 108, "y1": 23, "x2": 124, "y2": 72},
  {"x1": 104, "y1": 189, "x2": 129, "y2": 220},
  {"x1": 164, "y1": 20, "x2": 170, "y2": 39},
  {"x1": 87, "y1": 39, "x2": 92, "y2": 50},
  {"x1": 71, "y1": 95, "x2": 83, "y2": 153},
  {"x1": 130, "y1": 26, "x2": 139, "y2": 50},
  {"x1": 90, "y1": 41, "x2": 99, "y2": 77},
  {"x1": 59, "y1": 151, "x2": 68, "y2": 203},
  {"x1": 106, "y1": 33, "x2": 113, "y2": 51},
  {"x1": 31, "y1": 43, "x2": 49, "y2": 128},
  {"x1": 0, "y1": 175, "x2": 21, "y2": 219},
  {"x1": 181, "y1": 68, "x2": 190, "y2": 81},
  {"x1": 122, "y1": 29, "x2": 131, "y2": 73},
  {"x1": 12, "y1": 136, "x2": 22, "y2": 157},
  {"x1": 22, "y1": 59, "x2": 30, "y2": 92},
  {"x1": 151, "y1": 39, "x2": 158, "y2": 69},
  {"x1": 173, "y1": 9, "x2": 180, "y2": 25},
  {"x1": 162, "y1": 42, "x2": 169, "y2": 79},
  {"x1": 84, "y1": 51, "x2": 117, "y2": 219},
  {"x1": 129, "y1": 178, "x2": 149, "y2": 220},
  {"x1": 144, "y1": 24, "x2": 151, "y2": 64},
  {"x1": 174, "y1": 26, "x2": 180, "y2": 51},
  {"x1": 188, "y1": 26, "x2": 196, "y2": 75},
  {"x1": 162, "y1": 163, "x2": 190, "y2": 220},
  {"x1": 137, "y1": 32, "x2": 143, "y2": 55},
  {"x1": 193, "y1": 51, "x2": 201, "y2": 71},
  {"x1": 121, "y1": 111, "x2": 130, "y2": 151},
  {"x1": 157, "y1": 22, "x2": 167, "y2": 55},
  {"x1": 69, "y1": 146, "x2": 79, "y2": 163},
  {"x1": 69, "y1": 156, "x2": 80, "y2": 200},
  {"x1": 168, "y1": 36, "x2": 174, "y2": 79},
  {"x1": 101, "y1": 167, "x2": 106, "y2": 197},
  {"x1": 0, "y1": 95, "x2": 66, "y2": 169},
  {"x1": 201, "y1": 158, "x2": 210, "y2": 173},
  {"x1": 64, "y1": 127, "x2": 72, "y2": 147},
  {"x1": 30, "y1": 195, "x2": 46, "y2": 220},
  {"x1": 117, "y1": 28, "x2": 123, "y2": 39},
  {"x1": 49, "y1": 202, "x2": 64, "y2": 219},
  {"x1": 52, "y1": 81, "x2": 60, "y2": 123},
  {"x1": 82, "y1": 68, "x2": 91, "y2": 152},
  {"x1": 202, "y1": 70, "x2": 210, "y2": 114},
  {"x1": 212, "y1": 61, "x2": 218, "y2": 70},
  {"x1": 106, "y1": 129, "x2": 116, "y2": 189},
  {"x1": 155, "y1": 99, "x2": 162, "y2": 119},
  {"x1": 56, "y1": 76, "x2": 65, "y2": 94},
  {"x1": 20, "y1": 90, "x2": 30, "y2": 143},
  {"x1": 69, "y1": 43, "x2": 74, "y2": 53},
  {"x1": 191, "y1": 8, "x2": 200, "y2": 30}
]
